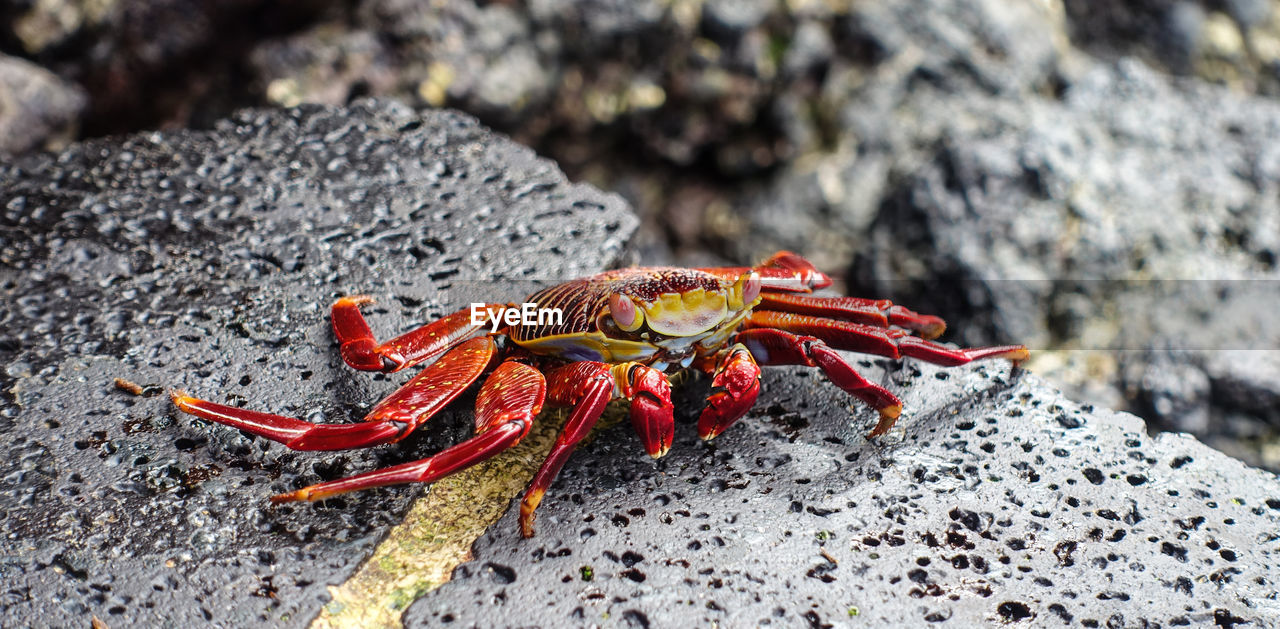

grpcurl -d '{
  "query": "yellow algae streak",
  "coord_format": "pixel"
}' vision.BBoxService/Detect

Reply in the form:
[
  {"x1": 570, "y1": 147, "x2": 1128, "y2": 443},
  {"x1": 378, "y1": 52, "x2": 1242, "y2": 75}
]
[
  {"x1": 311, "y1": 403, "x2": 627, "y2": 629},
  {"x1": 310, "y1": 412, "x2": 564, "y2": 629}
]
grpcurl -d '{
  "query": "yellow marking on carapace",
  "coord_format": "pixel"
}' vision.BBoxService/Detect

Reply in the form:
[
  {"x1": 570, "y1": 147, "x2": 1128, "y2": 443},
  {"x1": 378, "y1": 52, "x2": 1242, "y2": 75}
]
[{"x1": 638, "y1": 288, "x2": 728, "y2": 337}]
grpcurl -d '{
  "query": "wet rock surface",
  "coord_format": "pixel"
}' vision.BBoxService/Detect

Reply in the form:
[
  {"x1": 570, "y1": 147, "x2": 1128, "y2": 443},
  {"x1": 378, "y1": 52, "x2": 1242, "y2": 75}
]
[
  {"x1": 406, "y1": 361, "x2": 1280, "y2": 628},
  {"x1": 0, "y1": 100, "x2": 634, "y2": 626}
]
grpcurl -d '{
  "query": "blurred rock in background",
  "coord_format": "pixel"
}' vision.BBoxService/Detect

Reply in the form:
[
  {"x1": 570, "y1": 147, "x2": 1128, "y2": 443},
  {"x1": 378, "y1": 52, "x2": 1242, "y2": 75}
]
[
  {"x1": 0, "y1": 54, "x2": 85, "y2": 154},
  {"x1": 2, "y1": 0, "x2": 1279, "y2": 469},
  {"x1": 0, "y1": 0, "x2": 327, "y2": 135},
  {"x1": 1063, "y1": 0, "x2": 1280, "y2": 92}
]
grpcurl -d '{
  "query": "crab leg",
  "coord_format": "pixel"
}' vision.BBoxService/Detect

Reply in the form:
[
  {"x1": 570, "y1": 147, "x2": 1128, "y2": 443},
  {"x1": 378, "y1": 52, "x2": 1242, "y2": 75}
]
[
  {"x1": 756, "y1": 294, "x2": 947, "y2": 339},
  {"x1": 695, "y1": 343, "x2": 762, "y2": 440},
  {"x1": 332, "y1": 296, "x2": 507, "y2": 372},
  {"x1": 519, "y1": 362, "x2": 616, "y2": 537},
  {"x1": 736, "y1": 328, "x2": 905, "y2": 437},
  {"x1": 517, "y1": 360, "x2": 674, "y2": 536},
  {"x1": 744, "y1": 311, "x2": 1028, "y2": 366},
  {"x1": 271, "y1": 360, "x2": 546, "y2": 503},
  {"x1": 699, "y1": 250, "x2": 833, "y2": 292},
  {"x1": 172, "y1": 336, "x2": 498, "y2": 450}
]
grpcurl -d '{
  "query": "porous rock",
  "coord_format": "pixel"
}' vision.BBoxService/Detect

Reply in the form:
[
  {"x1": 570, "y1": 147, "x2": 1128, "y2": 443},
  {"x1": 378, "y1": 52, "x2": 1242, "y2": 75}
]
[
  {"x1": 406, "y1": 361, "x2": 1280, "y2": 627},
  {"x1": 0, "y1": 100, "x2": 635, "y2": 626}
]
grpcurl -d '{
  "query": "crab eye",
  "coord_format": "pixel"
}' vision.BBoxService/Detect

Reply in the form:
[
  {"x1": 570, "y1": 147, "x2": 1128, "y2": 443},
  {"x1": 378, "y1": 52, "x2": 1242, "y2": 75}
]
[
  {"x1": 741, "y1": 272, "x2": 761, "y2": 305},
  {"x1": 609, "y1": 293, "x2": 644, "y2": 331}
]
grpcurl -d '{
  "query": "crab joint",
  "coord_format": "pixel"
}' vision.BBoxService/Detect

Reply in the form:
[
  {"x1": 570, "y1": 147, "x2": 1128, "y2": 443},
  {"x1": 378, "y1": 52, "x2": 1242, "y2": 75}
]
[{"x1": 470, "y1": 303, "x2": 564, "y2": 333}]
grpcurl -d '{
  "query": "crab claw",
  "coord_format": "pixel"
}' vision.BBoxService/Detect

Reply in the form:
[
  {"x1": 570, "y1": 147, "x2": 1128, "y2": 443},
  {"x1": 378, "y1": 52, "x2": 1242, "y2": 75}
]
[
  {"x1": 698, "y1": 344, "x2": 761, "y2": 440},
  {"x1": 616, "y1": 364, "x2": 674, "y2": 458}
]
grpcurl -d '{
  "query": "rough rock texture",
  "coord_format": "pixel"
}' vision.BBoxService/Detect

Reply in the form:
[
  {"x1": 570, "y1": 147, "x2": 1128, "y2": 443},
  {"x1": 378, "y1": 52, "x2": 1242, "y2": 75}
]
[
  {"x1": 0, "y1": 100, "x2": 635, "y2": 626},
  {"x1": 2, "y1": 1, "x2": 1279, "y2": 621},
  {"x1": 0, "y1": 54, "x2": 86, "y2": 155},
  {"x1": 844, "y1": 61, "x2": 1280, "y2": 466},
  {"x1": 0, "y1": 0, "x2": 322, "y2": 135},
  {"x1": 243, "y1": 0, "x2": 1071, "y2": 258},
  {"x1": 237, "y1": 0, "x2": 1280, "y2": 470},
  {"x1": 845, "y1": 60, "x2": 1280, "y2": 349},
  {"x1": 3, "y1": 0, "x2": 1277, "y2": 470},
  {"x1": 1062, "y1": 0, "x2": 1280, "y2": 94},
  {"x1": 405, "y1": 361, "x2": 1280, "y2": 627},
  {"x1": 715, "y1": 0, "x2": 1069, "y2": 271},
  {"x1": 247, "y1": 0, "x2": 802, "y2": 180},
  {"x1": 703, "y1": 2, "x2": 1280, "y2": 469}
]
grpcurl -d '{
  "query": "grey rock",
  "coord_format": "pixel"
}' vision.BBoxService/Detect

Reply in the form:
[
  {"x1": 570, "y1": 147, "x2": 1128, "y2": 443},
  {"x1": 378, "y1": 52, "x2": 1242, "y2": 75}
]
[
  {"x1": 781, "y1": 19, "x2": 834, "y2": 80},
  {"x1": 254, "y1": 0, "x2": 560, "y2": 126},
  {"x1": 1122, "y1": 351, "x2": 1212, "y2": 435},
  {"x1": 1204, "y1": 350, "x2": 1280, "y2": 428},
  {"x1": 855, "y1": 60, "x2": 1280, "y2": 343},
  {"x1": 1167, "y1": 2, "x2": 1208, "y2": 70},
  {"x1": 405, "y1": 359, "x2": 1280, "y2": 627},
  {"x1": 248, "y1": 29, "x2": 396, "y2": 108},
  {"x1": 0, "y1": 99, "x2": 635, "y2": 626},
  {"x1": 0, "y1": 54, "x2": 86, "y2": 155},
  {"x1": 1222, "y1": 0, "x2": 1273, "y2": 27},
  {"x1": 723, "y1": 0, "x2": 1067, "y2": 271},
  {"x1": 846, "y1": 60, "x2": 1280, "y2": 465},
  {"x1": 724, "y1": 14, "x2": 1280, "y2": 462},
  {"x1": 1061, "y1": 0, "x2": 1203, "y2": 71},
  {"x1": 702, "y1": 0, "x2": 774, "y2": 40},
  {"x1": 1061, "y1": 0, "x2": 1280, "y2": 94},
  {"x1": 525, "y1": 0, "x2": 668, "y2": 45},
  {"x1": 248, "y1": 0, "x2": 808, "y2": 185},
  {"x1": 842, "y1": 0, "x2": 1063, "y2": 98},
  {"x1": 3, "y1": 0, "x2": 282, "y2": 137}
]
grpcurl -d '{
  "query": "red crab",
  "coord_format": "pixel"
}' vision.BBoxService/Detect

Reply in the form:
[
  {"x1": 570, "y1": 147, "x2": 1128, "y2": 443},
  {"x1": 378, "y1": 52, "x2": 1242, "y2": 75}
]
[{"x1": 173, "y1": 252, "x2": 1027, "y2": 536}]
